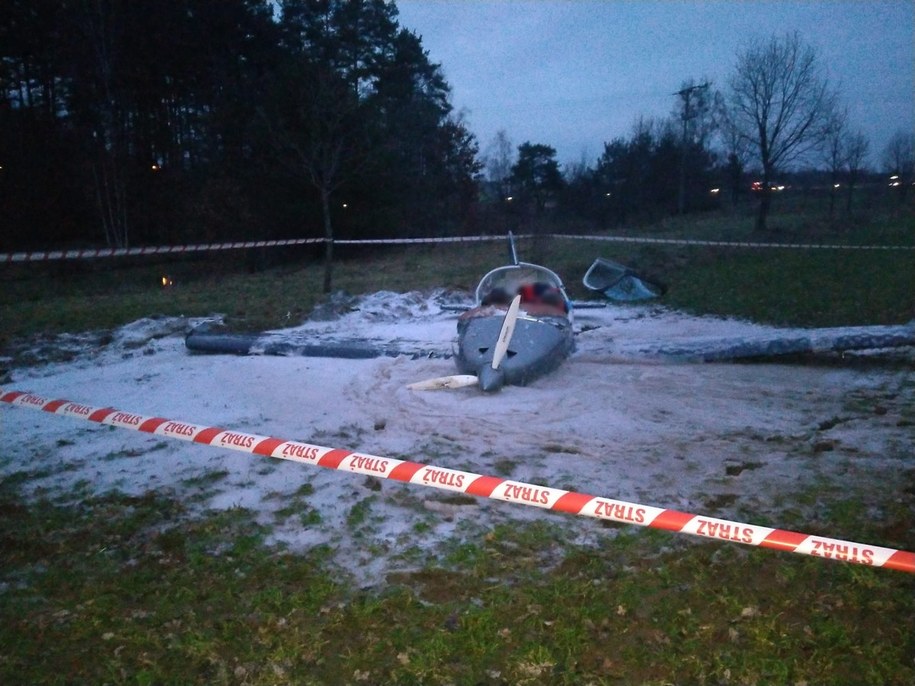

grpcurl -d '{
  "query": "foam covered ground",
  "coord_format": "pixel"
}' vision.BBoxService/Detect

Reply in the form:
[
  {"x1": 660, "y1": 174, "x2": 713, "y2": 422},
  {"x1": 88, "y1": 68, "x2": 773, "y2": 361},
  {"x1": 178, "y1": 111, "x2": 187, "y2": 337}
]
[{"x1": 3, "y1": 291, "x2": 913, "y2": 583}]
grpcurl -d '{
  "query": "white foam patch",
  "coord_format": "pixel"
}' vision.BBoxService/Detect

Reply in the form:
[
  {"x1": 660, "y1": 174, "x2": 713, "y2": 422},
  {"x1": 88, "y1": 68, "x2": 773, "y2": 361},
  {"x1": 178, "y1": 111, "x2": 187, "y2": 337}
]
[{"x1": 4, "y1": 291, "x2": 913, "y2": 584}]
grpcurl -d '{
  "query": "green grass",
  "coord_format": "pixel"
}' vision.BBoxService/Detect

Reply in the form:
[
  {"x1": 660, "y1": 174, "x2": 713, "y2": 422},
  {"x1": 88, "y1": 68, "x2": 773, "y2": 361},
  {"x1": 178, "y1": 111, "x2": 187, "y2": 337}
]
[
  {"x1": 0, "y1": 489, "x2": 912, "y2": 685},
  {"x1": 664, "y1": 248, "x2": 915, "y2": 327}
]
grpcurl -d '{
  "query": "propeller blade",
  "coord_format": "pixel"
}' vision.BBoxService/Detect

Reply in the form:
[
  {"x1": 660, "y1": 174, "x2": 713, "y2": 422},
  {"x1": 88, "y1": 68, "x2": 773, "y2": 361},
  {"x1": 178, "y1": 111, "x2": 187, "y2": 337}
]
[
  {"x1": 491, "y1": 294, "x2": 521, "y2": 370},
  {"x1": 409, "y1": 294, "x2": 521, "y2": 393},
  {"x1": 407, "y1": 374, "x2": 479, "y2": 391}
]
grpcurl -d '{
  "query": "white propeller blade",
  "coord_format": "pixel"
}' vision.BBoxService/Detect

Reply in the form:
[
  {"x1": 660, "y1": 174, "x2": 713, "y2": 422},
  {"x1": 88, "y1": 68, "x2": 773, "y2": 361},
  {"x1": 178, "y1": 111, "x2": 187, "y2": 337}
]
[
  {"x1": 407, "y1": 375, "x2": 479, "y2": 391},
  {"x1": 409, "y1": 294, "x2": 521, "y2": 392},
  {"x1": 491, "y1": 294, "x2": 521, "y2": 370}
]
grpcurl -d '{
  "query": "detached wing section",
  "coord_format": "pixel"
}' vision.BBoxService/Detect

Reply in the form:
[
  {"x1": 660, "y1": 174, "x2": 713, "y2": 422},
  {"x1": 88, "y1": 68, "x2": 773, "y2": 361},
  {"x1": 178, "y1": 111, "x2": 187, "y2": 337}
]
[
  {"x1": 596, "y1": 322, "x2": 915, "y2": 362},
  {"x1": 185, "y1": 325, "x2": 449, "y2": 360},
  {"x1": 583, "y1": 258, "x2": 666, "y2": 302}
]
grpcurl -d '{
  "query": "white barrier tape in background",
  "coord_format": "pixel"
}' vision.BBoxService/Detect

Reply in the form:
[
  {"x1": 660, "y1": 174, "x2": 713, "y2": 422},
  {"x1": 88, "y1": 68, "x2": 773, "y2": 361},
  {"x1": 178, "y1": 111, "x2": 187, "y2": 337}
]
[
  {"x1": 3, "y1": 233, "x2": 913, "y2": 263},
  {"x1": 1, "y1": 238, "x2": 325, "y2": 263},
  {"x1": 2, "y1": 389, "x2": 913, "y2": 574},
  {"x1": 548, "y1": 233, "x2": 915, "y2": 250}
]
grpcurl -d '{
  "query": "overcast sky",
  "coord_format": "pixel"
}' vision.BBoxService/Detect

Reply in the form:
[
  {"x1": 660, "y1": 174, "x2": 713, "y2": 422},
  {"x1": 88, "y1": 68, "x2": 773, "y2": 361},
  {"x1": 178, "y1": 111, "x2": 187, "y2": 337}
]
[{"x1": 396, "y1": 0, "x2": 914, "y2": 170}]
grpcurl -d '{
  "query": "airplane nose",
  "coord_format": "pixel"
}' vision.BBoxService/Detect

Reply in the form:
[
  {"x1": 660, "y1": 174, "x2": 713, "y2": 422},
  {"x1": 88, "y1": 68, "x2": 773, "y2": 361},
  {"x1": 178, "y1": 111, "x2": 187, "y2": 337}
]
[{"x1": 478, "y1": 366, "x2": 505, "y2": 393}]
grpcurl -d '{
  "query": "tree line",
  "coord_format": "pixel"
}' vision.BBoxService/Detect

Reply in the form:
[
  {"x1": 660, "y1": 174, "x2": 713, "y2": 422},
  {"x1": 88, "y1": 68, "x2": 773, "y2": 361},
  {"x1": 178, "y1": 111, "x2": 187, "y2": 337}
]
[
  {"x1": 0, "y1": 0, "x2": 480, "y2": 281},
  {"x1": 2, "y1": 4, "x2": 913, "y2": 268},
  {"x1": 486, "y1": 33, "x2": 913, "y2": 233}
]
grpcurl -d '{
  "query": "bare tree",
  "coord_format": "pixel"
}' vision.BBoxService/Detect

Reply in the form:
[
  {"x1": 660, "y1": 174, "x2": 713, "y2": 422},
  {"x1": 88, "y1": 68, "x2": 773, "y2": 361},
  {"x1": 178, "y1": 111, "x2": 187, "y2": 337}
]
[
  {"x1": 78, "y1": 2, "x2": 131, "y2": 249},
  {"x1": 260, "y1": 62, "x2": 367, "y2": 293},
  {"x1": 883, "y1": 130, "x2": 914, "y2": 202},
  {"x1": 822, "y1": 106, "x2": 849, "y2": 218},
  {"x1": 485, "y1": 129, "x2": 514, "y2": 201},
  {"x1": 725, "y1": 32, "x2": 836, "y2": 231},
  {"x1": 714, "y1": 91, "x2": 751, "y2": 208},
  {"x1": 821, "y1": 105, "x2": 872, "y2": 216},
  {"x1": 843, "y1": 130, "x2": 869, "y2": 213}
]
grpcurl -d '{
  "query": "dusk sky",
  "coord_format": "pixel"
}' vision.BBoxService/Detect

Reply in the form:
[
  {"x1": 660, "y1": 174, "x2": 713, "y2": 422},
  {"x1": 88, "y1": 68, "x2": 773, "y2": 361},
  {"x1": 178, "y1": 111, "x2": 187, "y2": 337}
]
[{"x1": 396, "y1": 0, "x2": 914, "y2": 170}]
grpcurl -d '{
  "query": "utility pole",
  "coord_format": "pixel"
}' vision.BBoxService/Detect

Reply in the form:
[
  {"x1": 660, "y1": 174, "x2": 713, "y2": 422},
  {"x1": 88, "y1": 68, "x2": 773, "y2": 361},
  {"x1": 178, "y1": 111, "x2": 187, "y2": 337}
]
[{"x1": 675, "y1": 81, "x2": 710, "y2": 215}]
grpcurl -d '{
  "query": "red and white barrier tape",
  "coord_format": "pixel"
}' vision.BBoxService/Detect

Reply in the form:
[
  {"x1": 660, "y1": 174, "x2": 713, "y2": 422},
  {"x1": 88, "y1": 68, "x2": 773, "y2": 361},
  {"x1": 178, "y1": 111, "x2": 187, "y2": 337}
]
[
  {"x1": 4, "y1": 233, "x2": 913, "y2": 263},
  {"x1": 0, "y1": 235, "x2": 505, "y2": 263},
  {"x1": 0, "y1": 238, "x2": 325, "y2": 263},
  {"x1": 3, "y1": 388, "x2": 913, "y2": 574}
]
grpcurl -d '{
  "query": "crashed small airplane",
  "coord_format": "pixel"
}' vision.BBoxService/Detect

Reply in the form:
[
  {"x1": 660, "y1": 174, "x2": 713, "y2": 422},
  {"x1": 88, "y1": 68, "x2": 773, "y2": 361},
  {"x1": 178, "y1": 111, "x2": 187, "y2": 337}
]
[
  {"x1": 185, "y1": 232, "x2": 915, "y2": 391},
  {"x1": 408, "y1": 233, "x2": 575, "y2": 392},
  {"x1": 186, "y1": 232, "x2": 578, "y2": 393}
]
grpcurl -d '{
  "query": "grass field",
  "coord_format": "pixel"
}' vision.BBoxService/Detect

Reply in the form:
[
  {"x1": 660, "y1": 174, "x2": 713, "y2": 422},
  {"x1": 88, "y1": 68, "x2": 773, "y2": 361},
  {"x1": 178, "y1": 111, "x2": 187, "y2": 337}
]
[
  {"x1": 1, "y1": 486, "x2": 913, "y2": 685},
  {"x1": 2, "y1": 202, "x2": 914, "y2": 684}
]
